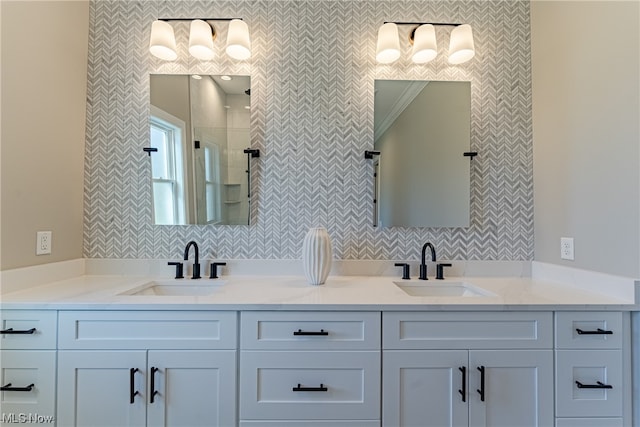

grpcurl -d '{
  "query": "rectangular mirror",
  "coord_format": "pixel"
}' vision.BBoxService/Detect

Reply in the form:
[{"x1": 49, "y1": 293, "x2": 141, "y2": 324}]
[
  {"x1": 150, "y1": 74, "x2": 251, "y2": 225},
  {"x1": 373, "y1": 80, "x2": 471, "y2": 227}
]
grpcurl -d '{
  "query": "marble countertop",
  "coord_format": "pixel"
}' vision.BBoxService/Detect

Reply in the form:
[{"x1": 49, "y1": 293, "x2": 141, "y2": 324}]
[{"x1": 1, "y1": 269, "x2": 637, "y2": 311}]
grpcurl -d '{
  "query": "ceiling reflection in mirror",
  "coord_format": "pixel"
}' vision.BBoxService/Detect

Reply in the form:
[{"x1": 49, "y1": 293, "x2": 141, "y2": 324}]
[
  {"x1": 373, "y1": 80, "x2": 471, "y2": 228},
  {"x1": 149, "y1": 74, "x2": 251, "y2": 225}
]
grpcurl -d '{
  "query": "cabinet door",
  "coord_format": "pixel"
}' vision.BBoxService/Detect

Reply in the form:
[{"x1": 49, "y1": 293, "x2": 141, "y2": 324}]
[
  {"x1": 382, "y1": 350, "x2": 468, "y2": 427},
  {"x1": 57, "y1": 351, "x2": 146, "y2": 427},
  {"x1": 1, "y1": 351, "x2": 56, "y2": 426},
  {"x1": 146, "y1": 350, "x2": 236, "y2": 427},
  {"x1": 468, "y1": 350, "x2": 553, "y2": 427}
]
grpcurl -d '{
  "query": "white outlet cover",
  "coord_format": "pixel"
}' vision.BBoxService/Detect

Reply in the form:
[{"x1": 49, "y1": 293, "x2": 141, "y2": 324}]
[
  {"x1": 560, "y1": 237, "x2": 574, "y2": 260},
  {"x1": 36, "y1": 231, "x2": 52, "y2": 255}
]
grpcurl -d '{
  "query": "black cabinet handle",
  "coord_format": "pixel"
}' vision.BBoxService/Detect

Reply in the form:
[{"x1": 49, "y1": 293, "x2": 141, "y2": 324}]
[
  {"x1": 576, "y1": 328, "x2": 613, "y2": 335},
  {"x1": 293, "y1": 329, "x2": 329, "y2": 336},
  {"x1": 477, "y1": 366, "x2": 485, "y2": 402},
  {"x1": 0, "y1": 328, "x2": 36, "y2": 335},
  {"x1": 292, "y1": 383, "x2": 328, "y2": 392},
  {"x1": 1, "y1": 383, "x2": 34, "y2": 392},
  {"x1": 576, "y1": 380, "x2": 613, "y2": 389},
  {"x1": 150, "y1": 367, "x2": 159, "y2": 403},
  {"x1": 129, "y1": 368, "x2": 140, "y2": 404},
  {"x1": 458, "y1": 367, "x2": 466, "y2": 402}
]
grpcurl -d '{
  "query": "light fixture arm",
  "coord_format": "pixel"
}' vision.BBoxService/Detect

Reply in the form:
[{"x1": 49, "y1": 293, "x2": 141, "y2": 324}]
[
  {"x1": 383, "y1": 22, "x2": 463, "y2": 43},
  {"x1": 158, "y1": 18, "x2": 243, "y2": 22},
  {"x1": 157, "y1": 18, "x2": 243, "y2": 40},
  {"x1": 383, "y1": 21, "x2": 462, "y2": 26}
]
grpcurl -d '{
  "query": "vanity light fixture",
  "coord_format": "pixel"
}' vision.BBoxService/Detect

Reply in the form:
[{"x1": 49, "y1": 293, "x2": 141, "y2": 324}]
[
  {"x1": 189, "y1": 19, "x2": 215, "y2": 60},
  {"x1": 376, "y1": 21, "x2": 475, "y2": 64},
  {"x1": 149, "y1": 20, "x2": 178, "y2": 60},
  {"x1": 376, "y1": 23, "x2": 402, "y2": 64},
  {"x1": 149, "y1": 18, "x2": 251, "y2": 61},
  {"x1": 226, "y1": 19, "x2": 251, "y2": 60}
]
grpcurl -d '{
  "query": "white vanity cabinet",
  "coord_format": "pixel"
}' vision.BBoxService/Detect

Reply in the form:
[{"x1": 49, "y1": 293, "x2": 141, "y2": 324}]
[
  {"x1": 1, "y1": 310, "x2": 57, "y2": 426},
  {"x1": 56, "y1": 311, "x2": 237, "y2": 427},
  {"x1": 554, "y1": 311, "x2": 630, "y2": 427},
  {"x1": 382, "y1": 312, "x2": 554, "y2": 427},
  {"x1": 239, "y1": 311, "x2": 381, "y2": 426}
]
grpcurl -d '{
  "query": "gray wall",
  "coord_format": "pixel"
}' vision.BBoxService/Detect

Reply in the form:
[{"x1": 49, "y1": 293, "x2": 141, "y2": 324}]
[
  {"x1": 1, "y1": 1, "x2": 89, "y2": 269},
  {"x1": 84, "y1": 0, "x2": 534, "y2": 262},
  {"x1": 531, "y1": 1, "x2": 640, "y2": 277}
]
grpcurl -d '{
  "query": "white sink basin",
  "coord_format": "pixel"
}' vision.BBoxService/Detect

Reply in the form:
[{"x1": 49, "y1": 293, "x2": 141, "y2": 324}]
[
  {"x1": 393, "y1": 281, "x2": 495, "y2": 297},
  {"x1": 120, "y1": 280, "x2": 226, "y2": 296}
]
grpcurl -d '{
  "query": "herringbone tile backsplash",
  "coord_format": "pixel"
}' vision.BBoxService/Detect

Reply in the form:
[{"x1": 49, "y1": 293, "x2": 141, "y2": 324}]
[{"x1": 84, "y1": 0, "x2": 533, "y2": 261}]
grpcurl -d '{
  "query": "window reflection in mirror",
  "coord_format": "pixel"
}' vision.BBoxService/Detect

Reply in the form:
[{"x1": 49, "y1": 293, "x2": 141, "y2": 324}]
[
  {"x1": 373, "y1": 80, "x2": 471, "y2": 227},
  {"x1": 150, "y1": 74, "x2": 251, "y2": 225}
]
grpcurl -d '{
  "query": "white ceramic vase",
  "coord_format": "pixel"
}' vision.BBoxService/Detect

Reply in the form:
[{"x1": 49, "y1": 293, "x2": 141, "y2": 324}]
[{"x1": 301, "y1": 227, "x2": 333, "y2": 285}]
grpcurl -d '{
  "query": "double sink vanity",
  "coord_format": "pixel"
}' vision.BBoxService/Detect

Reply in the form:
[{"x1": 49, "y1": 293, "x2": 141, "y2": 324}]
[{"x1": 1, "y1": 260, "x2": 637, "y2": 427}]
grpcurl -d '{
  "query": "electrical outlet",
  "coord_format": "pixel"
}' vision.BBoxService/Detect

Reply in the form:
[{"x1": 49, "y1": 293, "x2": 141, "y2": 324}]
[
  {"x1": 560, "y1": 237, "x2": 574, "y2": 260},
  {"x1": 36, "y1": 231, "x2": 52, "y2": 255}
]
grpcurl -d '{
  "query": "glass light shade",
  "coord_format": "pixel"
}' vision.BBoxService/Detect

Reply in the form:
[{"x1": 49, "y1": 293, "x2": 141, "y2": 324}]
[
  {"x1": 448, "y1": 24, "x2": 475, "y2": 64},
  {"x1": 189, "y1": 20, "x2": 215, "y2": 60},
  {"x1": 226, "y1": 19, "x2": 251, "y2": 60},
  {"x1": 376, "y1": 23, "x2": 401, "y2": 64},
  {"x1": 411, "y1": 24, "x2": 437, "y2": 64},
  {"x1": 149, "y1": 20, "x2": 178, "y2": 61}
]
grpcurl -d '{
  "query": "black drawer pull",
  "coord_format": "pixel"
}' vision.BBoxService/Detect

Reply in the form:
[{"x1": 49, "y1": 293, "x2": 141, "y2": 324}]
[
  {"x1": 1, "y1": 328, "x2": 36, "y2": 335},
  {"x1": 292, "y1": 383, "x2": 328, "y2": 392},
  {"x1": 576, "y1": 328, "x2": 613, "y2": 335},
  {"x1": 129, "y1": 368, "x2": 140, "y2": 404},
  {"x1": 458, "y1": 367, "x2": 466, "y2": 402},
  {"x1": 150, "y1": 367, "x2": 160, "y2": 404},
  {"x1": 1, "y1": 383, "x2": 34, "y2": 392},
  {"x1": 576, "y1": 381, "x2": 613, "y2": 389},
  {"x1": 293, "y1": 329, "x2": 328, "y2": 336},
  {"x1": 477, "y1": 366, "x2": 485, "y2": 402}
]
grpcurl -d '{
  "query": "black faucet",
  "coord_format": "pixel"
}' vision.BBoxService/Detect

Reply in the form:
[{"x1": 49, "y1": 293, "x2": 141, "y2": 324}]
[
  {"x1": 419, "y1": 242, "x2": 436, "y2": 280},
  {"x1": 183, "y1": 241, "x2": 201, "y2": 279}
]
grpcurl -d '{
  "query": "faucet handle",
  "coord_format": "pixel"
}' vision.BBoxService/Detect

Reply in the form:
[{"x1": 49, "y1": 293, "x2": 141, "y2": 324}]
[
  {"x1": 209, "y1": 262, "x2": 227, "y2": 279},
  {"x1": 167, "y1": 262, "x2": 184, "y2": 279},
  {"x1": 436, "y1": 263, "x2": 453, "y2": 280},
  {"x1": 394, "y1": 263, "x2": 411, "y2": 280}
]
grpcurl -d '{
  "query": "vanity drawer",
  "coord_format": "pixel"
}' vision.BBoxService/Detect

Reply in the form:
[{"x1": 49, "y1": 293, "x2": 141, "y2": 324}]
[
  {"x1": 555, "y1": 350, "x2": 623, "y2": 417},
  {"x1": 241, "y1": 311, "x2": 380, "y2": 350},
  {"x1": 383, "y1": 311, "x2": 553, "y2": 349},
  {"x1": 0, "y1": 350, "x2": 57, "y2": 422},
  {"x1": 555, "y1": 312, "x2": 623, "y2": 349},
  {"x1": 58, "y1": 310, "x2": 237, "y2": 349},
  {"x1": 240, "y1": 350, "x2": 380, "y2": 420},
  {"x1": 1, "y1": 310, "x2": 57, "y2": 349}
]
